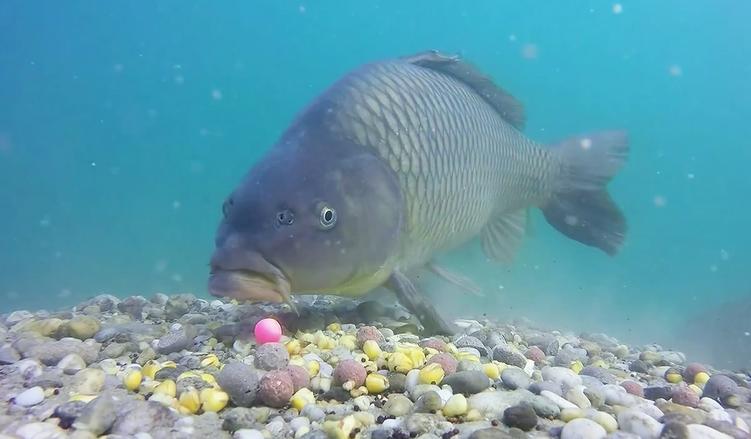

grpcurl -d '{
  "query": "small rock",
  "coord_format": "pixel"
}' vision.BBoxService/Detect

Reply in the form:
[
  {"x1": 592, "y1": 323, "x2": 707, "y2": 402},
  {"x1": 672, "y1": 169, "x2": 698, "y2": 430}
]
[
  {"x1": 503, "y1": 404, "x2": 538, "y2": 431},
  {"x1": 617, "y1": 408, "x2": 662, "y2": 439},
  {"x1": 702, "y1": 375, "x2": 739, "y2": 402},
  {"x1": 454, "y1": 335, "x2": 489, "y2": 357},
  {"x1": 57, "y1": 353, "x2": 87, "y2": 373},
  {"x1": 685, "y1": 424, "x2": 735, "y2": 439},
  {"x1": 660, "y1": 421, "x2": 689, "y2": 439},
  {"x1": 581, "y1": 366, "x2": 616, "y2": 384},
  {"x1": 530, "y1": 380, "x2": 563, "y2": 396},
  {"x1": 414, "y1": 391, "x2": 443, "y2": 413},
  {"x1": 234, "y1": 429, "x2": 265, "y2": 439},
  {"x1": 156, "y1": 325, "x2": 195, "y2": 354},
  {"x1": 72, "y1": 368, "x2": 105, "y2": 395},
  {"x1": 403, "y1": 413, "x2": 440, "y2": 434},
  {"x1": 529, "y1": 394, "x2": 561, "y2": 418},
  {"x1": 14, "y1": 422, "x2": 66, "y2": 439},
  {"x1": 54, "y1": 400, "x2": 87, "y2": 428},
  {"x1": 254, "y1": 342, "x2": 289, "y2": 371},
  {"x1": 222, "y1": 407, "x2": 259, "y2": 432},
  {"x1": 525, "y1": 346, "x2": 546, "y2": 363},
  {"x1": 286, "y1": 365, "x2": 310, "y2": 392},
  {"x1": 645, "y1": 386, "x2": 673, "y2": 401},
  {"x1": 620, "y1": 380, "x2": 644, "y2": 397},
  {"x1": 672, "y1": 386, "x2": 700, "y2": 408},
  {"x1": 542, "y1": 366, "x2": 582, "y2": 390},
  {"x1": 541, "y1": 390, "x2": 578, "y2": 409},
  {"x1": 301, "y1": 404, "x2": 326, "y2": 422},
  {"x1": 561, "y1": 418, "x2": 607, "y2": 439},
  {"x1": 217, "y1": 361, "x2": 260, "y2": 407},
  {"x1": 566, "y1": 385, "x2": 592, "y2": 409},
  {"x1": 111, "y1": 400, "x2": 178, "y2": 435},
  {"x1": 388, "y1": 372, "x2": 407, "y2": 393},
  {"x1": 73, "y1": 393, "x2": 117, "y2": 435},
  {"x1": 0, "y1": 344, "x2": 21, "y2": 364},
  {"x1": 67, "y1": 316, "x2": 101, "y2": 340},
  {"x1": 13, "y1": 386, "x2": 45, "y2": 406},
  {"x1": 443, "y1": 370, "x2": 490, "y2": 394},
  {"x1": 501, "y1": 367, "x2": 531, "y2": 390},
  {"x1": 21, "y1": 338, "x2": 100, "y2": 365},
  {"x1": 427, "y1": 353, "x2": 458, "y2": 375},
  {"x1": 492, "y1": 345, "x2": 527, "y2": 368},
  {"x1": 629, "y1": 359, "x2": 651, "y2": 373},
  {"x1": 117, "y1": 296, "x2": 150, "y2": 318},
  {"x1": 554, "y1": 344, "x2": 588, "y2": 366},
  {"x1": 469, "y1": 428, "x2": 513, "y2": 439},
  {"x1": 384, "y1": 394, "x2": 413, "y2": 417},
  {"x1": 356, "y1": 326, "x2": 384, "y2": 347}
]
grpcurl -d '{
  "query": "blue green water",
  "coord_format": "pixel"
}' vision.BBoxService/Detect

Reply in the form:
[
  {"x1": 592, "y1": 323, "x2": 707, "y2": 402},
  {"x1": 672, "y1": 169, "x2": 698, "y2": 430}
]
[{"x1": 1, "y1": 1, "x2": 749, "y2": 361}]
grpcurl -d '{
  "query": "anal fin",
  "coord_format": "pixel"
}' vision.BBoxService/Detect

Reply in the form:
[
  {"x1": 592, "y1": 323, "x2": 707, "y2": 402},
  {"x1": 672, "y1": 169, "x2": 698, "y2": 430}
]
[
  {"x1": 480, "y1": 209, "x2": 528, "y2": 263},
  {"x1": 386, "y1": 271, "x2": 456, "y2": 336}
]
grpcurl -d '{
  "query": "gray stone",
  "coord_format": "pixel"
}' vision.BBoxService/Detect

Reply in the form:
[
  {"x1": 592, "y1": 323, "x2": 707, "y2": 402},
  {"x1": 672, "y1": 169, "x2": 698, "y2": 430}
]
[
  {"x1": 0, "y1": 345, "x2": 20, "y2": 364},
  {"x1": 659, "y1": 421, "x2": 689, "y2": 439},
  {"x1": 580, "y1": 366, "x2": 617, "y2": 384},
  {"x1": 493, "y1": 345, "x2": 527, "y2": 368},
  {"x1": 155, "y1": 325, "x2": 195, "y2": 354},
  {"x1": 554, "y1": 344, "x2": 588, "y2": 367},
  {"x1": 54, "y1": 400, "x2": 87, "y2": 428},
  {"x1": 469, "y1": 428, "x2": 515, "y2": 439},
  {"x1": 502, "y1": 405, "x2": 537, "y2": 431},
  {"x1": 454, "y1": 335, "x2": 490, "y2": 357},
  {"x1": 702, "y1": 375, "x2": 740, "y2": 402},
  {"x1": 443, "y1": 370, "x2": 490, "y2": 394},
  {"x1": 111, "y1": 400, "x2": 177, "y2": 435},
  {"x1": 414, "y1": 391, "x2": 443, "y2": 413},
  {"x1": 617, "y1": 409, "x2": 662, "y2": 439},
  {"x1": 217, "y1": 361, "x2": 260, "y2": 407},
  {"x1": 530, "y1": 380, "x2": 563, "y2": 396},
  {"x1": 222, "y1": 408, "x2": 258, "y2": 432},
  {"x1": 541, "y1": 366, "x2": 582, "y2": 390},
  {"x1": 300, "y1": 404, "x2": 325, "y2": 422},
  {"x1": 501, "y1": 367, "x2": 531, "y2": 390},
  {"x1": 253, "y1": 343, "x2": 289, "y2": 371},
  {"x1": 561, "y1": 418, "x2": 607, "y2": 439},
  {"x1": 529, "y1": 394, "x2": 561, "y2": 418},
  {"x1": 20, "y1": 338, "x2": 100, "y2": 365},
  {"x1": 73, "y1": 393, "x2": 117, "y2": 435},
  {"x1": 384, "y1": 394, "x2": 413, "y2": 417},
  {"x1": 404, "y1": 413, "x2": 440, "y2": 434}
]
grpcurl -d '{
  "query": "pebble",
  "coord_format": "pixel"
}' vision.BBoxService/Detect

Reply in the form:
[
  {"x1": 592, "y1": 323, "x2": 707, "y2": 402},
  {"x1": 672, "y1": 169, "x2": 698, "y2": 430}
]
[
  {"x1": 542, "y1": 366, "x2": 582, "y2": 390},
  {"x1": 580, "y1": 366, "x2": 616, "y2": 384},
  {"x1": 384, "y1": 394, "x2": 414, "y2": 416},
  {"x1": 22, "y1": 338, "x2": 100, "y2": 365},
  {"x1": 15, "y1": 422, "x2": 66, "y2": 439},
  {"x1": 566, "y1": 385, "x2": 592, "y2": 409},
  {"x1": 72, "y1": 368, "x2": 105, "y2": 394},
  {"x1": 443, "y1": 370, "x2": 490, "y2": 394},
  {"x1": 686, "y1": 424, "x2": 735, "y2": 439},
  {"x1": 645, "y1": 385, "x2": 673, "y2": 401},
  {"x1": 333, "y1": 358, "x2": 367, "y2": 387},
  {"x1": 617, "y1": 408, "x2": 662, "y2": 439},
  {"x1": 702, "y1": 375, "x2": 739, "y2": 402},
  {"x1": 492, "y1": 345, "x2": 527, "y2": 368},
  {"x1": 73, "y1": 393, "x2": 117, "y2": 435},
  {"x1": 156, "y1": 325, "x2": 195, "y2": 354},
  {"x1": 468, "y1": 428, "x2": 512, "y2": 439},
  {"x1": 254, "y1": 342, "x2": 289, "y2": 370},
  {"x1": 530, "y1": 380, "x2": 563, "y2": 396},
  {"x1": 234, "y1": 429, "x2": 265, "y2": 439},
  {"x1": 217, "y1": 361, "x2": 260, "y2": 407},
  {"x1": 443, "y1": 394, "x2": 468, "y2": 417},
  {"x1": 67, "y1": 316, "x2": 101, "y2": 340},
  {"x1": 13, "y1": 386, "x2": 45, "y2": 406},
  {"x1": 414, "y1": 390, "x2": 444, "y2": 413},
  {"x1": 672, "y1": 385, "x2": 700, "y2": 408},
  {"x1": 54, "y1": 400, "x2": 87, "y2": 428},
  {"x1": 561, "y1": 418, "x2": 607, "y2": 439},
  {"x1": 57, "y1": 353, "x2": 87, "y2": 373},
  {"x1": 501, "y1": 366, "x2": 531, "y2": 390},
  {"x1": 0, "y1": 344, "x2": 21, "y2": 364},
  {"x1": 502, "y1": 404, "x2": 537, "y2": 431},
  {"x1": 542, "y1": 389, "x2": 578, "y2": 409}
]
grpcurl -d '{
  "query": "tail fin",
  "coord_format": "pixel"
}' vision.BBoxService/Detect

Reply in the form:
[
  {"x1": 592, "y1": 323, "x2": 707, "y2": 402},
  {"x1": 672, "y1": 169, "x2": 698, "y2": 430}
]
[{"x1": 541, "y1": 131, "x2": 629, "y2": 255}]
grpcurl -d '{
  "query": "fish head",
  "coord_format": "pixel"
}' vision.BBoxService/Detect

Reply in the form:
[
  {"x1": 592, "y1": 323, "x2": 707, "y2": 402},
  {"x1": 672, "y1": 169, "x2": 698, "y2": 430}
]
[{"x1": 209, "y1": 133, "x2": 403, "y2": 303}]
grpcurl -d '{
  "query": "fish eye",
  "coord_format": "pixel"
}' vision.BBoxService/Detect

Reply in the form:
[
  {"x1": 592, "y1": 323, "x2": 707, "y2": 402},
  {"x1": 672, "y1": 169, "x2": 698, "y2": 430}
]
[
  {"x1": 277, "y1": 209, "x2": 295, "y2": 226},
  {"x1": 319, "y1": 205, "x2": 337, "y2": 229}
]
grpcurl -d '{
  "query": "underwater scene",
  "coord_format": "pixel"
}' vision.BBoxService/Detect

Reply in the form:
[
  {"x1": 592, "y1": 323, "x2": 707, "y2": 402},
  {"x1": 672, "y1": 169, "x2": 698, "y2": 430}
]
[{"x1": 1, "y1": 1, "x2": 750, "y2": 438}]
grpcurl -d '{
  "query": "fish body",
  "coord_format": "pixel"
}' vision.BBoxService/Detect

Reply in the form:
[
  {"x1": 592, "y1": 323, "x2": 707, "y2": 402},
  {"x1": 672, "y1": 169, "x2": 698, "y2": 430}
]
[{"x1": 209, "y1": 51, "x2": 628, "y2": 333}]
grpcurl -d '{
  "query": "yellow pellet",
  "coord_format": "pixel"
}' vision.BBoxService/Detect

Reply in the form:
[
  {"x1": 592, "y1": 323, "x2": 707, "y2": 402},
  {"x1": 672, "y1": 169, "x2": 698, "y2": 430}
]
[
  {"x1": 200, "y1": 388, "x2": 229, "y2": 412},
  {"x1": 153, "y1": 379, "x2": 176, "y2": 398},
  {"x1": 178, "y1": 388, "x2": 201, "y2": 414},
  {"x1": 365, "y1": 373, "x2": 389, "y2": 394},
  {"x1": 123, "y1": 369, "x2": 143, "y2": 392},
  {"x1": 142, "y1": 360, "x2": 161, "y2": 380},
  {"x1": 362, "y1": 340, "x2": 382, "y2": 360},
  {"x1": 290, "y1": 387, "x2": 316, "y2": 411},
  {"x1": 286, "y1": 339, "x2": 302, "y2": 355},
  {"x1": 482, "y1": 363, "x2": 500, "y2": 380},
  {"x1": 418, "y1": 363, "x2": 445, "y2": 385},
  {"x1": 200, "y1": 354, "x2": 220, "y2": 368}
]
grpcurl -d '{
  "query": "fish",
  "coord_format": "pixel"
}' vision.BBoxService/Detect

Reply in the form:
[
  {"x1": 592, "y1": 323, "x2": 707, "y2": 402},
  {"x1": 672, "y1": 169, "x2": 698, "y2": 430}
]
[{"x1": 208, "y1": 50, "x2": 629, "y2": 334}]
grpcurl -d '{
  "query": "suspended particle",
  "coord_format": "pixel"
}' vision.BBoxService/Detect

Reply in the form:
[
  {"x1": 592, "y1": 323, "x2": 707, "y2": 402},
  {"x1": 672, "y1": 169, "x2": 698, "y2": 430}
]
[
  {"x1": 652, "y1": 195, "x2": 666, "y2": 207},
  {"x1": 113, "y1": 64, "x2": 124, "y2": 73},
  {"x1": 172, "y1": 274, "x2": 183, "y2": 283},
  {"x1": 720, "y1": 249, "x2": 729, "y2": 260},
  {"x1": 612, "y1": 3, "x2": 623, "y2": 14},
  {"x1": 668, "y1": 65, "x2": 683, "y2": 77},
  {"x1": 211, "y1": 89, "x2": 223, "y2": 100},
  {"x1": 709, "y1": 265, "x2": 718, "y2": 272},
  {"x1": 521, "y1": 44, "x2": 538, "y2": 59},
  {"x1": 172, "y1": 200, "x2": 181, "y2": 209},
  {"x1": 298, "y1": 4, "x2": 306, "y2": 13},
  {"x1": 58, "y1": 289, "x2": 72, "y2": 298},
  {"x1": 580, "y1": 138, "x2": 592, "y2": 150},
  {"x1": 687, "y1": 173, "x2": 695, "y2": 179},
  {"x1": 508, "y1": 34, "x2": 517, "y2": 42},
  {"x1": 174, "y1": 75, "x2": 185, "y2": 85}
]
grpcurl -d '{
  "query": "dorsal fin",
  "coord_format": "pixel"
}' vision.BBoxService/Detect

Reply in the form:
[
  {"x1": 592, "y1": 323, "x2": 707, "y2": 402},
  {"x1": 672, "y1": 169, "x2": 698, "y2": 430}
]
[{"x1": 402, "y1": 50, "x2": 526, "y2": 130}]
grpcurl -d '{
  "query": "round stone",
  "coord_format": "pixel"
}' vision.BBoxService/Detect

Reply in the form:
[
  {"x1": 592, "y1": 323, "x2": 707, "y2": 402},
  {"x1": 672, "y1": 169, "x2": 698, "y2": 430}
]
[{"x1": 502, "y1": 404, "x2": 538, "y2": 431}]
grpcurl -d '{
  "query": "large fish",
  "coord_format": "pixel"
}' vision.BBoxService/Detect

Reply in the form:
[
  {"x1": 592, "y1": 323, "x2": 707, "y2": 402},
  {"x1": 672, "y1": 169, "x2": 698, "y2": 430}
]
[{"x1": 208, "y1": 51, "x2": 628, "y2": 334}]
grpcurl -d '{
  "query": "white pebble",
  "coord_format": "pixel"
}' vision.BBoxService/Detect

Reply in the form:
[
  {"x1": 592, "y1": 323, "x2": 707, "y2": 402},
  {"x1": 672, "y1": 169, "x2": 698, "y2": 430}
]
[
  {"x1": 15, "y1": 422, "x2": 64, "y2": 439},
  {"x1": 15, "y1": 359, "x2": 42, "y2": 378},
  {"x1": 686, "y1": 424, "x2": 734, "y2": 439},
  {"x1": 289, "y1": 417, "x2": 310, "y2": 432},
  {"x1": 735, "y1": 415, "x2": 750, "y2": 433},
  {"x1": 234, "y1": 429, "x2": 264, "y2": 439},
  {"x1": 14, "y1": 386, "x2": 45, "y2": 407},
  {"x1": 405, "y1": 369, "x2": 420, "y2": 394},
  {"x1": 707, "y1": 409, "x2": 733, "y2": 424},
  {"x1": 699, "y1": 397, "x2": 723, "y2": 411},
  {"x1": 561, "y1": 418, "x2": 607, "y2": 439},
  {"x1": 542, "y1": 366, "x2": 582, "y2": 389},
  {"x1": 437, "y1": 386, "x2": 453, "y2": 405},
  {"x1": 541, "y1": 390, "x2": 578, "y2": 409},
  {"x1": 617, "y1": 409, "x2": 662, "y2": 439},
  {"x1": 57, "y1": 353, "x2": 86, "y2": 372},
  {"x1": 134, "y1": 433, "x2": 153, "y2": 439},
  {"x1": 382, "y1": 419, "x2": 402, "y2": 429}
]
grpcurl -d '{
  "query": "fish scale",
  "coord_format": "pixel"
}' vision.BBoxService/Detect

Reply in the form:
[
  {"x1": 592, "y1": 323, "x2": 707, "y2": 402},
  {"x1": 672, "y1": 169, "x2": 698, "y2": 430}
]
[{"x1": 326, "y1": 60, "x2": 551, "y2": 268}]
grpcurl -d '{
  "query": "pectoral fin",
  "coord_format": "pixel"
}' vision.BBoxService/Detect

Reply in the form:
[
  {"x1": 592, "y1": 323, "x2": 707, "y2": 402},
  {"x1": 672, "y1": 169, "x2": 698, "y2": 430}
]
[
  {"x1": 427, "y1": 262, "x2": 484, "y2": 297},
  {"x1": 386, "y1": 271, "x2": 455, "y2": 336},
  {"x1": 480, "y1": 209, "x2": 528, "y2": 263}
]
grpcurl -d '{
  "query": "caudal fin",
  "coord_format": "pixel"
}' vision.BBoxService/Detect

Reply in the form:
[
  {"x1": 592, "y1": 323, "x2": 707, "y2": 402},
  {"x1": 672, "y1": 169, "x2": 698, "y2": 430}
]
[{"x1": 542, "y1": 131, "x2": 629, "y2": 255}]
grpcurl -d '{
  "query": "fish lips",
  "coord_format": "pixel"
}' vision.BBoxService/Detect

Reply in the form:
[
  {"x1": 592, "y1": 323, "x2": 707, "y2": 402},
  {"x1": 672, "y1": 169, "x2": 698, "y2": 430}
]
[{"x1": 208, "y1": 250, "x2": 290, "y2": 303}]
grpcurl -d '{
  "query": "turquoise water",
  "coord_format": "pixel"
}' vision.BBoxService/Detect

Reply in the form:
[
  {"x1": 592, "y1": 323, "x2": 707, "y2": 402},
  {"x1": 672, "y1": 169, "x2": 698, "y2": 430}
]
[{"x1": 1, "y1": 2, "x2": 749, "y2": 362}]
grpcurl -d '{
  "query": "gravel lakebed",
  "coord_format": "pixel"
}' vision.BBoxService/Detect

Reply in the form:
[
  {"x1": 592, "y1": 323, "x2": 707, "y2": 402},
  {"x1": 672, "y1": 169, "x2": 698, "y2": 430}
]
[{"x1": 0, "y1": 293, "x2": 749, "y2": 439}]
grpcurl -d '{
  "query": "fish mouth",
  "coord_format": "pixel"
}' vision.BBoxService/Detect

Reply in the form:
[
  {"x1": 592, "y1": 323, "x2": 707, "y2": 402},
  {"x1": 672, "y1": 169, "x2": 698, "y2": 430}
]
[{"x1": 208, "y1": 252, "x2": 291, "y2": 304}]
